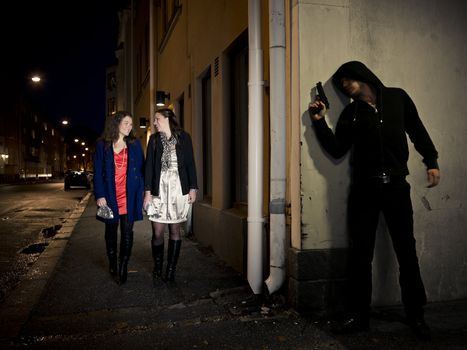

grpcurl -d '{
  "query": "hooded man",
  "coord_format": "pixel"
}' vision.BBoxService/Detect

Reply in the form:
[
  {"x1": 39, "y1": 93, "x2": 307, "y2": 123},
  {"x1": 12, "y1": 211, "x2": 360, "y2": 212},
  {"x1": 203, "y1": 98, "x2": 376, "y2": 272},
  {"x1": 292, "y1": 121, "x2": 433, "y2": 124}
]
[{"x1": 309, "y1": 61, "x2": 440, "y2": 340}]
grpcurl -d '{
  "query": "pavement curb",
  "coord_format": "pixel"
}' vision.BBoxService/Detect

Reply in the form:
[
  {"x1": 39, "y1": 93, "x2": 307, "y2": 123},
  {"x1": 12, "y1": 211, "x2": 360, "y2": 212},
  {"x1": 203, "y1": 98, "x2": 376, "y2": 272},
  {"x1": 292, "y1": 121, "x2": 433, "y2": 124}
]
[{"x1": 0, "y1": 192, "x2": 92, "y2": 342}]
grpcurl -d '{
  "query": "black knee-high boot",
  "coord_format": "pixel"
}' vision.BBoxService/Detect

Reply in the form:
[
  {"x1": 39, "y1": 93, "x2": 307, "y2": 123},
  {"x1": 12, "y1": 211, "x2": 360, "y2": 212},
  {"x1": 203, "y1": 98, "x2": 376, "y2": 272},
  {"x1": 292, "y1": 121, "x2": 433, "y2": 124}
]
[
  {"x1": 152, "y1": 240, "x2": 164, "y2": 278},
  {"x1": 118, "y1": 216, "x2": 134, "y2": 285},
  {"x1": 166, "y1": 239, "x2": 181, "y2": 281},
  {"x1": 105, "y1": 223, "x2": 118, "y2": 281}
]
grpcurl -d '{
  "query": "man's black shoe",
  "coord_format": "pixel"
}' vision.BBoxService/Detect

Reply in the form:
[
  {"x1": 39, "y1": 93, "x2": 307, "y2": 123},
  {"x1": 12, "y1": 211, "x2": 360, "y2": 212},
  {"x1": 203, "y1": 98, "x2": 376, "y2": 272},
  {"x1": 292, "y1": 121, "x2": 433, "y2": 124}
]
[
  {"x1": 331, "y1": 317, "x2": 369, "y2": 334},
  {"x1": 407, "y1": 316, "x2": 431, "y2": 341}
]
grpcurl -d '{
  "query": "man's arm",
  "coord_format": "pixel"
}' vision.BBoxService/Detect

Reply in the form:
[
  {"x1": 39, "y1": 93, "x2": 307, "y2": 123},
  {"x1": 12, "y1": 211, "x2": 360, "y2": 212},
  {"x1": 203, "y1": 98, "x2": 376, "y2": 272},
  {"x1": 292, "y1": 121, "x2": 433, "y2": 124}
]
[
  {"x1": 402, "y1": 90, "x2": 440, "y2": 187},
  {"x1": 308, "y1": 100, "x2": 352, "y2": 159}
]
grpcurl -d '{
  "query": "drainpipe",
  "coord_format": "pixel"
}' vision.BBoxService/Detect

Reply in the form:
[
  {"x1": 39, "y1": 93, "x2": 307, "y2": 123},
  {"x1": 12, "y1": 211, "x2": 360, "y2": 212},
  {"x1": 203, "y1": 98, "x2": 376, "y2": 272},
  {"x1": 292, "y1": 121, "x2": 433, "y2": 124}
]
[
  {"x1": 130, "y1": 0, "x2": 134, "y2": 116},
  {"x1": 149, "y1": 0, "x2": 155, "y2": 137},
  {"x1": 247, "y1": 0, "x2": 265, "y2": 295},
  {"x1": 265, "y1": 0, "x2": 286, "y2": 294}
]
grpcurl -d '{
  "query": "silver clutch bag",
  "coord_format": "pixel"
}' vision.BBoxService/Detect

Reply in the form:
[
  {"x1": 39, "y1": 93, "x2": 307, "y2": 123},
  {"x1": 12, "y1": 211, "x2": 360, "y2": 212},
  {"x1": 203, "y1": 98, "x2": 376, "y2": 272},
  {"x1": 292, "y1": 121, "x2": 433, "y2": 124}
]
[
  {"x1": 145, "y1": 202, "x2": 157, "y2": 216},
  {"x1": 97, "y1": 204, "x2": 114, "y2": 219}
]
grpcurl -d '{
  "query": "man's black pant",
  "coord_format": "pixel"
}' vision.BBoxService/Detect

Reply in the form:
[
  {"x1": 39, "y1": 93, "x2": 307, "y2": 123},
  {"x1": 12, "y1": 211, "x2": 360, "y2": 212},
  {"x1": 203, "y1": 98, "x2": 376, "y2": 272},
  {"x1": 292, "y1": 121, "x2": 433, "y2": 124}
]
[{"x1": 347, "y1": 177, "x2": 427, "y2": 319}]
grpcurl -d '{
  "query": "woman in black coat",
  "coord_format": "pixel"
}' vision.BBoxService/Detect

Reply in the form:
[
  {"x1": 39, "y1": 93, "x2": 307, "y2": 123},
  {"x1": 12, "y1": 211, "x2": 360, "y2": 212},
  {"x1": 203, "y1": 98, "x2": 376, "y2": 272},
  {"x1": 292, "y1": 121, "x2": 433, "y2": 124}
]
[{"x1": 144, "y1": 108, "x2": 198, "y2": 282}]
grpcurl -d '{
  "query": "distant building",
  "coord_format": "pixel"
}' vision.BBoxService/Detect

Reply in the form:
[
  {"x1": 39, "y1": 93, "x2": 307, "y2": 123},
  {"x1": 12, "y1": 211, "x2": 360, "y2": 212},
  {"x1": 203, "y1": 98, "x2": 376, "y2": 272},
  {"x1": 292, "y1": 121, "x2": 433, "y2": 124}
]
[{"x1": 0, "y1": 72, "x2": 65, "y2": 182}]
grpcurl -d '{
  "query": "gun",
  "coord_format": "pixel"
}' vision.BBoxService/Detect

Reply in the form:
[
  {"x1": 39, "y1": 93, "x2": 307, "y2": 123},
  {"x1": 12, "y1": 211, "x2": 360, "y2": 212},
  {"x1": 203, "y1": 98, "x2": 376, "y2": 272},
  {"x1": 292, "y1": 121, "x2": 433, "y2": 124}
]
[{"x1": 309, "y1": 81, "x2": 330, "y2": 114}]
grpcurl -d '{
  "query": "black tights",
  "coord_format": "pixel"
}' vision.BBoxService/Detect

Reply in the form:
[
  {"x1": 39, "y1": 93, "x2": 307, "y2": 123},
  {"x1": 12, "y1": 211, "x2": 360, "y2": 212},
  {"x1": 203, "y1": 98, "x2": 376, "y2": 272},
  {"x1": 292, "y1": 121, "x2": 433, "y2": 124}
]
[{"x1": 151, "y1": 222, "x2": 181, "y2": 246}]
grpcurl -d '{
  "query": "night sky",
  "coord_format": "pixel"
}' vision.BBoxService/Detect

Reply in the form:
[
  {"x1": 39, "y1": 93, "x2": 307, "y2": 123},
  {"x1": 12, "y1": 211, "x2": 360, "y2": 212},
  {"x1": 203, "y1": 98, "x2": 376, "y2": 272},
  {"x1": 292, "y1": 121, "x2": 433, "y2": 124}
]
[{"x1": 3, "y1": 0, "x2": 120, "y2": 136}]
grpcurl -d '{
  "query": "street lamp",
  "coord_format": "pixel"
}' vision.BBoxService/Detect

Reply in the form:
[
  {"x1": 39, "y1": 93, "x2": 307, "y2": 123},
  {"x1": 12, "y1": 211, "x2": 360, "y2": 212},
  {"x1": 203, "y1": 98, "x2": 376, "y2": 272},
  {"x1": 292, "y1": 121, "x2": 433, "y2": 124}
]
[
  {"x1": 62, "y1": 120, "x2": 69, "y2": 126},
  {"x1": 31, "y1": 76, "x2": 41, "y2": 83},
  {"x1": 140, "y1": 117, "x2": 148, "y2": 128},
  {"x1": 156, "y1": 91, "x2": 170, "y2": 107}
]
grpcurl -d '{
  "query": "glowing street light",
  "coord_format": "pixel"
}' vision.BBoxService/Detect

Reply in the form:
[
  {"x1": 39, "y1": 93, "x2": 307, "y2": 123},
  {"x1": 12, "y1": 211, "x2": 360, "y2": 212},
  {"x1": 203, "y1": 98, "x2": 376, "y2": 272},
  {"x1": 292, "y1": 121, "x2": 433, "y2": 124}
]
[
  {"x1": 62, "y1": 120, "x2": 69, "y2": 126},
  {"x1": 31, "y1": 76, "x2": 41, "y2": 83},
  {"x1": 74, "y1": 139, "x2": 79, "y2": 143}
]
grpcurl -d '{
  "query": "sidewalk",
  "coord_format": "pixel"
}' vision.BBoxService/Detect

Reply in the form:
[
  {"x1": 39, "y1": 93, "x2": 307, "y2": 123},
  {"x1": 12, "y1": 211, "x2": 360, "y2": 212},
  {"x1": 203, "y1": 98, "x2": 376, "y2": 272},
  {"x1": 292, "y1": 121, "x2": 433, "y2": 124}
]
[{"x1": 1, "y1": 197, "x2": 466, "y2": 349}]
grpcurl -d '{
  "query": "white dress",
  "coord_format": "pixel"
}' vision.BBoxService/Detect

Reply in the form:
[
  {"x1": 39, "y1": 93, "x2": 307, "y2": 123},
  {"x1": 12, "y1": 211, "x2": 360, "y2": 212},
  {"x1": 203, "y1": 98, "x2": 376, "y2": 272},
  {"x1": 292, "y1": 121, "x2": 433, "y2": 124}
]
[{"x1": 147, "y1": 148, "x2": 191, "y2": 223}]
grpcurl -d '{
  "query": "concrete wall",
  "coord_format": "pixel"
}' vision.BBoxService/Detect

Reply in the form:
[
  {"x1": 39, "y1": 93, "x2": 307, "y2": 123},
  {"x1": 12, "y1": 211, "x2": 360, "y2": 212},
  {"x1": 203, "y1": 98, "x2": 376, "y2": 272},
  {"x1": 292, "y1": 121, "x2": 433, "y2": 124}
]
[{"x1": 293, "y1": 0, "x2": 467, "y2": 308}]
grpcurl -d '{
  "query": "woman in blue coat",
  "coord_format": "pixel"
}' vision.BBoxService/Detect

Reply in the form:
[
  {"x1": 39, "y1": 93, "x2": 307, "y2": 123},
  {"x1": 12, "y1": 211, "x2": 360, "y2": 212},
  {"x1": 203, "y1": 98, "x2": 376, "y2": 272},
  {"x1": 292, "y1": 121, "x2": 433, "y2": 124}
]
[{"x1": 93, "y1": 111, "x2": 144, "y2": 284}]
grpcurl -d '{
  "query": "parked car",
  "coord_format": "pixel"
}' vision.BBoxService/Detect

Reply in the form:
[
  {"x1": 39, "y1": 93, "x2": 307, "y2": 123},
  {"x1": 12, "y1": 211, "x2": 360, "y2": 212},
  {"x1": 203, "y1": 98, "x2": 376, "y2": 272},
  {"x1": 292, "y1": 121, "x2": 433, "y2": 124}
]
[{"x1": 64, "y1": 170, "x2": 91, "y2": 190}]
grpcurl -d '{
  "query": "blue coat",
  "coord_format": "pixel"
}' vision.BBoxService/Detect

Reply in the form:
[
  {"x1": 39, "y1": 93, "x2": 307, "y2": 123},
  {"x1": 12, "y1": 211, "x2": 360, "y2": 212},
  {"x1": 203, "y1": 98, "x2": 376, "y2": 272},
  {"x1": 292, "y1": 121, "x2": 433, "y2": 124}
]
[{"x1": 93, "y1": 139, "x2": 145, "y2": 224}]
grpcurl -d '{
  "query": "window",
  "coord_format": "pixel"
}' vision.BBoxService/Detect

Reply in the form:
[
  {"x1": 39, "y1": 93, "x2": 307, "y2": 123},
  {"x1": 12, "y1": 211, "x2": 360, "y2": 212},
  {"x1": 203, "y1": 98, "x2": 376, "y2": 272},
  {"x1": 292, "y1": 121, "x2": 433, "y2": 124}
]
[
  {"x1": 136, "y1": 44, "x2": 142, "y2": 92},
  {"x1": 143, "y1": 23, "x2": 149, "y2": 76},
  {"x1": 202, "y1": 69, "x2": 212, "y2": 201},
  {"x1": 107, "y1": 71, "x2": 117, "y2": 91},
  {"x1": 161, "y1": 0, "x2": 180, "y2": 33},
  {"x1": 158, "y1": 0, "x2": 182, "y2": 51},
  {"x1": 229, "y1": 31, "x2": 249, "y2": 207}
]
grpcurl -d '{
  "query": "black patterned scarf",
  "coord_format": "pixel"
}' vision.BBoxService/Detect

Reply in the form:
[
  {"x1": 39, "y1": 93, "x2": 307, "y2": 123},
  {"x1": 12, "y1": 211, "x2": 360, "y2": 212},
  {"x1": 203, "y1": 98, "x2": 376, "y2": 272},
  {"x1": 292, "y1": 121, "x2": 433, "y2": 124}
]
[{"x1": 160, "y1": 133, "x2": 177, "y2": 172}]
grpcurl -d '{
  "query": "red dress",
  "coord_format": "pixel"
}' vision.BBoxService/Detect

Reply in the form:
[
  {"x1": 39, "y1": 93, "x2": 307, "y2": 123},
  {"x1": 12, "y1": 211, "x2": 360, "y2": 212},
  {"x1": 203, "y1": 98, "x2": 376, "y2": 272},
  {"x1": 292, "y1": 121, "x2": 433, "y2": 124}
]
[{"x1": 114, "y1": 148, "x2": 128, "y2": 215}]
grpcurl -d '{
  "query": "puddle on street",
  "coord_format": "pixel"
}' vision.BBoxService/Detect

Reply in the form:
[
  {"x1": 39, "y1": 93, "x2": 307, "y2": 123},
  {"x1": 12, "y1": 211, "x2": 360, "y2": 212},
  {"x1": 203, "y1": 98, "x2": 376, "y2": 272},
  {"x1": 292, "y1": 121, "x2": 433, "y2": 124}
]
[{"x1": 21, "y1": 243, "x2": 49, "y2": 255}]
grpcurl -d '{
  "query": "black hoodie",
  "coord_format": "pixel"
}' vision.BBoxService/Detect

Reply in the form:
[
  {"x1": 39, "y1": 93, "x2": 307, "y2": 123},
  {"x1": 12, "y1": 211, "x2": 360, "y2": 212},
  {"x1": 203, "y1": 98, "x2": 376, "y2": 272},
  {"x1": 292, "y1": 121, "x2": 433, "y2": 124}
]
[{"x1": 313, "y1": 61, "x2": 439, "y2": 180}]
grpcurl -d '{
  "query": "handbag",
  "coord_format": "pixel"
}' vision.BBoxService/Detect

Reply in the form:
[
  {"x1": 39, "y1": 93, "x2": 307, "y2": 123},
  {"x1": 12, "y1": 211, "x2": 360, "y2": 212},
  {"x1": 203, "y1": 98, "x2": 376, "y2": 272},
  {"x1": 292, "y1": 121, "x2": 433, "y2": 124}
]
[
  {"x1": 145, "y1": 202, "x2": 157, "y2": 216},
  {"x1": 97, "y1": 204, "x2": 114, "y2": 219}
]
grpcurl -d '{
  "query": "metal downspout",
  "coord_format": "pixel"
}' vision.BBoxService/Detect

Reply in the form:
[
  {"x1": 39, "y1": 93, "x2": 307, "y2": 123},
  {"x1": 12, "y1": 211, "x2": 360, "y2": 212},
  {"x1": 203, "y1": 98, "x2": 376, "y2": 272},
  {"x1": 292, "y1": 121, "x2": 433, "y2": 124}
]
[
  {"x1": 130, "y1": 0, "x2": 134, "y2": 116},
  {"x1": 149, "y1": 0, "x2": 155, "y2": 137},
  {"x1": 247, "y1": 0, "x2": 265, "y2": 295},
  {"x1": 265, "y1": 0, "x2": 286, "y2": 294}
]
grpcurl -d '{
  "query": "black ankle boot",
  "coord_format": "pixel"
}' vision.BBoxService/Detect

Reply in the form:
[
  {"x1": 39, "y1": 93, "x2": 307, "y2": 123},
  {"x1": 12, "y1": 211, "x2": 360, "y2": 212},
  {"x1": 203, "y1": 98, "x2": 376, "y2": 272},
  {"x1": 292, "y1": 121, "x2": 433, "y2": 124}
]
[
  {"x1": 118, "y1": 257, "x2": 129, "y2": 284},
  {"x1": 105, "y1": 234, "x2": 118, "y2": 280},
  {"x1": 118, "y1": 217, "x2": 133, "y2": 285},
  {"x1": 165, "y1": 240, "x2": 181, "y2": 282},
  {"x1": 152, "y1": 242, "x2": 164, "y2": 278},
  {"x1": 109, "y1": 255, "x2": 118, "y2": 278}
]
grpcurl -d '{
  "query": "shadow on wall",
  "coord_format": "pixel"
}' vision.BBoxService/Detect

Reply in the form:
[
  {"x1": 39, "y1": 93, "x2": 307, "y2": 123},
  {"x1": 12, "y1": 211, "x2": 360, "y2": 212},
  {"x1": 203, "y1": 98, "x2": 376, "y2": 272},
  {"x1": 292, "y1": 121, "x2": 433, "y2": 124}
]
[{"x1": 301, "y1": 79, "x2": 350, "y2": 244}]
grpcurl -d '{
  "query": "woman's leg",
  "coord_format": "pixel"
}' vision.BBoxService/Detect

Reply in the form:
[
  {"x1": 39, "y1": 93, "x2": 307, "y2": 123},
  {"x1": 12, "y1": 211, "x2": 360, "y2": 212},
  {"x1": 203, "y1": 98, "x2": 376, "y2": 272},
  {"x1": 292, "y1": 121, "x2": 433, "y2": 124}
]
[
  {"x1": 151, "y1": 222, "x2": 166, "y2": 278},
  {"x1": 118, "y1": 215, "x2": 134, "y2": 284},
  {"x1": 104, "y1": 222, "x2": 118, "y2": 280},
  {"x1": 166, "y1": 224, "x2": 182, "y2": 281}
]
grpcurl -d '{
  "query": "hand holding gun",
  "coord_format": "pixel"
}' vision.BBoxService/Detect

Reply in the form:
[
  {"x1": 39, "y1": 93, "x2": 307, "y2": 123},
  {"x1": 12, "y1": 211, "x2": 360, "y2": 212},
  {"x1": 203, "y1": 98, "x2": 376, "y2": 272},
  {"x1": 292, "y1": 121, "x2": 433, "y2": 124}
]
[{"x1": 308, "y1": 82, "x2": 329, "y2": 121}]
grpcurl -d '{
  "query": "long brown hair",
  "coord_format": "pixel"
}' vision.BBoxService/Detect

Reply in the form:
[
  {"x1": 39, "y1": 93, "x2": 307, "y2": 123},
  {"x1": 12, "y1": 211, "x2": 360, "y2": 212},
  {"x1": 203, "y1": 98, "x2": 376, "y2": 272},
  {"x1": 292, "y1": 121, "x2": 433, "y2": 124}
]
[
  {"x1": 155, "y1": 108, "x2": 182, "y2": 140},
  {"x1": 99, "y1": 111, "x2": 136, "y2": 146}
]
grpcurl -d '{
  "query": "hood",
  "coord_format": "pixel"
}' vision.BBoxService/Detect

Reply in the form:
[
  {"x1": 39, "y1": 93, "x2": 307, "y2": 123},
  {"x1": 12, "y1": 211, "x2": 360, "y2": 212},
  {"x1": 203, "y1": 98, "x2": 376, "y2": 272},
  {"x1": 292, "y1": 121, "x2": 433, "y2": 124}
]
[{"x1": 332, "y1": 61, "x2": 385, "y2": 96}]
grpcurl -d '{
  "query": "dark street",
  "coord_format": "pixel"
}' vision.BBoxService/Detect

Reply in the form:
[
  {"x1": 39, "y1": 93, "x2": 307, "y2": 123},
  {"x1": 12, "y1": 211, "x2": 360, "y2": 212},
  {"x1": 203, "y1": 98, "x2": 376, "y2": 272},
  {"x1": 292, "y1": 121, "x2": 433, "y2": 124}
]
[{"x1": 0, "y1": 182, "x2": 88, "y2": 303}]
